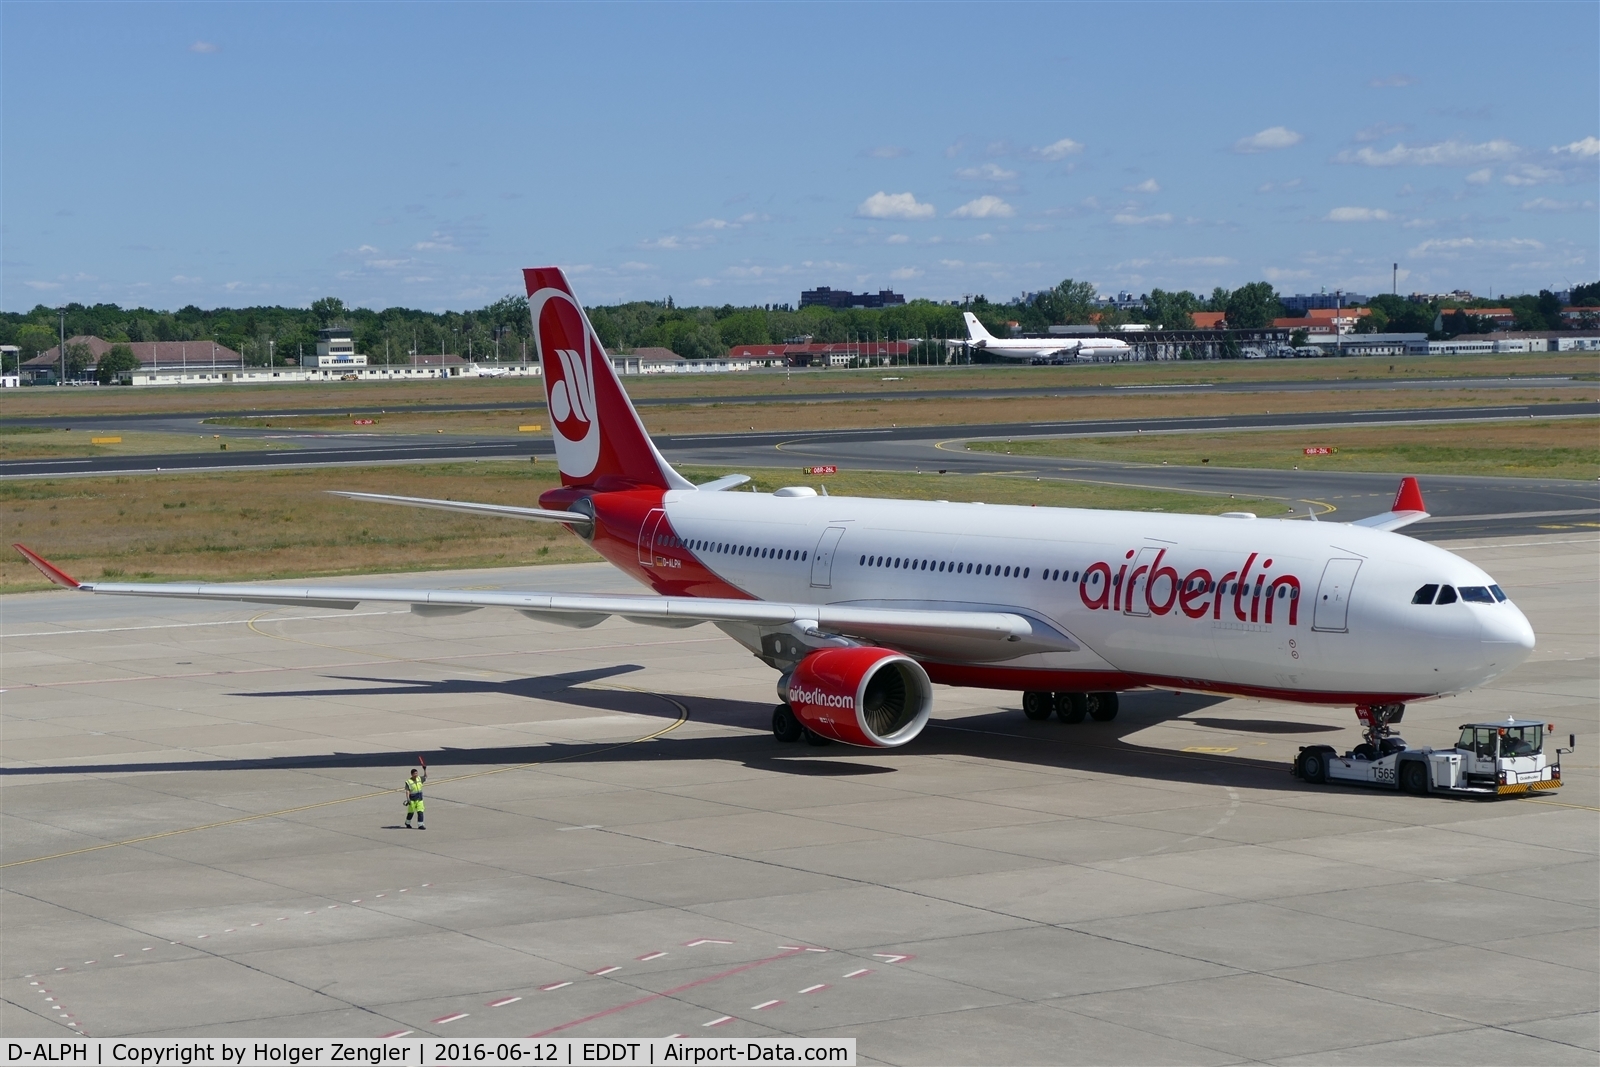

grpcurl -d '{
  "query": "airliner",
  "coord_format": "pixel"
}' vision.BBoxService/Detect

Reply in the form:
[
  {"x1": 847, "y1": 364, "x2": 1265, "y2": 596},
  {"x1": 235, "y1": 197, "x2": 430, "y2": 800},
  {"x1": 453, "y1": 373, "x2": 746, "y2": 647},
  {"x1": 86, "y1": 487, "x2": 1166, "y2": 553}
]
[
  {"x1": 16, "y1": 267, "x2": 1534, "y2": 750},
  {"x1": 963, "y1": 311, "x2": 1133, "y2": 361}
]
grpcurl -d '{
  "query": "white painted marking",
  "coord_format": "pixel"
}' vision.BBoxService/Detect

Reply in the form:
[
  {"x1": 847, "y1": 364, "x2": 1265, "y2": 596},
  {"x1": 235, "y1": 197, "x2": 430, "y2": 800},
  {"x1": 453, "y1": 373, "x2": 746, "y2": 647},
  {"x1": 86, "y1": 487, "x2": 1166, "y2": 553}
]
[
  {"x1": 781, "y1": 945, "x2": 828, "y2": 953},
  {"x1": 799, "y1": 984, "x2": 828, "y2": 995},
  {"x1": 871, "y1": 953, "x2": 912, "y2": 963},
  {"x1": 197, "y1": 935, "x2": 209, "y2": 939},
  {"x1": 399, "y1": 889, "x2": 408, "y2": 893},
  {"x1": 751, "y1": 1000, "x2": 782, "y2": 1011},
  {"x1": 113, "y1": 955, "x2": 125, "y2": 959},
  {"x1": 637, "y1": 951, "x2": 667, "y2": 961},
  {"x1": 843, "y1": 969, "x2": 871, "y2": 978},
  {"x1": 352, "y1": 900, "x2": 362, "y2": 904},
  {"x1": 142, "y1": 947, "x2": 154, "y2": 951},
  {"x1": 420, "y1": 883, "x2": 431, "y2": 887},
  {"x1": 592, "y1": 966, "x2": 621, "y2": 976},
  {"x1": 431, "y1": 1012, "x2": 468, "y2": 1024},
  {"x1": 378, "y1": 1031, "x2": 413, "y2": 1039},
  {"x1": 488, "y1": 996, "x2": 522, "y2": 1008},
  {"x1": 559, "y1": 824, "x2": 603, "y2": 831},
  {"x1": 1, "y1": 609, "x2": 402, "y2": 639},
  {"x1": 684, "y1": 938, "x2": 735, "y2": 947},
  {"x1": 703, "y1": 1016, "x2": 734, "y2": 1028},
  {"x1": 84, "y1": 961, "x2": 96, "y2": 964},
  {"x1": 540, "y1": 982, "x2": 572, "y2": 991},
  {"x1": 250, "y1": 923, "x2": 262, "y2": 927},
  {"x1": 225, "y1": 929, "x2": 235, "y2": 933}
]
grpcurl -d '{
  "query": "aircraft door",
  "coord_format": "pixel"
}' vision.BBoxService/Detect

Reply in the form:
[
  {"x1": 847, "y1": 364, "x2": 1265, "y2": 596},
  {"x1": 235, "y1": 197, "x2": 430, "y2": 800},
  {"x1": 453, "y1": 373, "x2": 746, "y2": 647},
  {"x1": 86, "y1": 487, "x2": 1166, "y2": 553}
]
[
  {"x1": 1312, "y1": 558, "x2": 1362, "y2": 632},
  {"x1": 637, "y1": 509, "x2": 666, "y2": 567},
  {"x1": 810, "y1": 526, "x2": 847, "y2": 589},
  {"x1": 1123, "y1": 546, "x2": 1163, "y2": 616}
]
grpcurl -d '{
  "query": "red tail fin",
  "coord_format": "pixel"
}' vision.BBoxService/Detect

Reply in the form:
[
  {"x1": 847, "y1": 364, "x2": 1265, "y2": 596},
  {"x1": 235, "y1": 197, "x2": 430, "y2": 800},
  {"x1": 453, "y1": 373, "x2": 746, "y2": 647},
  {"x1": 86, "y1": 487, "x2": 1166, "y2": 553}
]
[
  {"x1": 523, "y1": 268, "x2": 691, "y2": 491},
  {"x1": 1391, "y1": 476, "x2": 1425, "y2": 513}
]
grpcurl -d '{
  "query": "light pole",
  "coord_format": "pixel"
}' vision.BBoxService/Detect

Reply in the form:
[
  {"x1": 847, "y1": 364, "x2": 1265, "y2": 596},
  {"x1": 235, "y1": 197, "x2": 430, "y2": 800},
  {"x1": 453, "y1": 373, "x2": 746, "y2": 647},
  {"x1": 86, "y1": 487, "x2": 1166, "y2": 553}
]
[{"x1": 57, "y1": 306, "x2": 66, "y2": 385}]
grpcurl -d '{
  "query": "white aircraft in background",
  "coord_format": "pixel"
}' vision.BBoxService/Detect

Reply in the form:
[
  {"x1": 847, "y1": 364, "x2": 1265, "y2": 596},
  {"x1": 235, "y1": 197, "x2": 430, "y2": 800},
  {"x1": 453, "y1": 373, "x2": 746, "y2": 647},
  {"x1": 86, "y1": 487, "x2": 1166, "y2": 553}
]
[
  {"x1": 962, "y1": 311, "x2": 1132, "y2": 361},
  {"x1": 17, "y1": 267, "x2": 1534, "y2": 752}
]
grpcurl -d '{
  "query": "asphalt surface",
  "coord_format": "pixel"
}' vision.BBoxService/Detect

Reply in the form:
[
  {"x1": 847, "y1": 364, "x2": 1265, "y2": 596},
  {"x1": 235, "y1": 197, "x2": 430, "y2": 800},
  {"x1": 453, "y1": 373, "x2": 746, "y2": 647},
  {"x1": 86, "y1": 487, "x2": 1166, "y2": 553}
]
[{"x1": 3, "y1": 540, "x2": 1596, "y2": 1053}]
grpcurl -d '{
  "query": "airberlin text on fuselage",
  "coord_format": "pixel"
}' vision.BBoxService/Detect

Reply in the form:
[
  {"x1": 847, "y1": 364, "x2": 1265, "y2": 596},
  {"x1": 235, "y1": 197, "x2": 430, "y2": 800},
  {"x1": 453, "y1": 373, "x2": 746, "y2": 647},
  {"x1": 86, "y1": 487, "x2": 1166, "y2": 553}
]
[{"x1": 1080, "y1": 548, "x2": 1303, "y2": 625}]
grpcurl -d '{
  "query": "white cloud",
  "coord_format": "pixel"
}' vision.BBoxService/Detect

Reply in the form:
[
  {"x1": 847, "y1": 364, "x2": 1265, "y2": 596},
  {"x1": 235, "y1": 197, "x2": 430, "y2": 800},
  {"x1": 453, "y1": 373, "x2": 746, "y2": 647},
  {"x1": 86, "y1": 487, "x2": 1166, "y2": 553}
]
[
  {"x1": 1125, "y1": 179, "x2": 1161, "y2": 193},
  {"x1": 1262, "y1": 267, "x2": 1313, "y2": 282},
  {"x1": 1233, "y1": 126, "x2": 1303, "y2": 153},
  {"x1": 1367, "y1": 73, "x2": 1416, "y2": 88},
  {"x1": 189, "y1": 40, "x2": 219, "y2": 53},
  {"x1": 1408, "y1": 237, "x2": 1544, "y2": 257},
  {"x1": 23, "y1": 280, "x2": 63, "y2": 290},
  {"x1": 866, "y1": 145, "x2": 907, "y2": 159},
  {"x1": 1112, "y1": 212, "x2": 1173, "y2": 225},
  {"x1": 1033, "y1": 138, "x2": 1083, "y2": 161},
  {"x1": 640, "y1": 236, "x2": 683, "y2": 249},
  {"x1": 1171, "y1": 256, "x2": 1236, "y2": 266},
  {"x1": 1334, "y1": 139, "x2": 1520, "y2": 167},
  {"x1": 1354, "y1": 122, "x2": 1409, "y2": 143},
  {"x1": 1503, "y1": 163, "x2": 1568, "y2": 186},
  {"x1": 885, "y1": 233, "x2": 909, "y2": 244},
  {"x1": 1324, "y1": 206, "x2": 1392, "y2": 222},
  {"x1": 857, "y1": 191, "x2": 935, "y2": 220},
  {"x1": 1257, "y1": 178, "x2": 1303, "y2": 193},
  {"x1": 735, "y1": 212, "x2": 770, "y2": 224},
  {"x1": 889, "y1": 267, "x2": 923, "y2": 280},
  {"x1": 955, "y1": 162, "x2": 1018, "y2": 181},
  {"x1": 950, "y1": 196, "x2": 1014, "y2": 219},
  {"x1": 1522, "y1": 197, "x2": 1595, "y2": 212},
  {"x1": 618, "y1": 261, "x2": 652, "y2": 271},
  {"x1": 1551, "y1": 136, "x2": 1600, "y2": 158},
  {"x1": 1465, "y1": 169, "x2": 1493, "y2": 185}
]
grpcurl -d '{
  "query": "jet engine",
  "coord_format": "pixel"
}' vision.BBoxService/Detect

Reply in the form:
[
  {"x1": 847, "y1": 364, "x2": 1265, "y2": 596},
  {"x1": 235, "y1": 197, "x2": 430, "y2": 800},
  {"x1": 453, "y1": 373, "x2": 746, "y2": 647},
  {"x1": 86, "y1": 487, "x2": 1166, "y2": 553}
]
[{"x1": 785, "y1": 647, "x2": 933, "y2": 747}]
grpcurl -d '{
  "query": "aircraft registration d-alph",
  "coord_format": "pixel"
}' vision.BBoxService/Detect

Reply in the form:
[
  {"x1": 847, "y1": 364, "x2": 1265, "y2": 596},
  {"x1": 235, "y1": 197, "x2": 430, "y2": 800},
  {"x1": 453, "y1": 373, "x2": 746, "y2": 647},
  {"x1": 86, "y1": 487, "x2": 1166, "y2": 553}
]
[{"x1": 16, "y1": 267, "x2": 1535, "y2": 749}]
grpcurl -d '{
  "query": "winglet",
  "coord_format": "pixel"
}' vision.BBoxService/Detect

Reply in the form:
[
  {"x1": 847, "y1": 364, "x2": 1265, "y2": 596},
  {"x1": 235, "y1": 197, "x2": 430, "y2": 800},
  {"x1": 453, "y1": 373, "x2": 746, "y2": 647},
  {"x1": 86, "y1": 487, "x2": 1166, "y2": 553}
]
[
  {"x1": 1392, "y1": 477, "x2": 1425, "y2": 514},
  {"x1": 13, "y1": 544, "x2": 82, "y2": 589}
]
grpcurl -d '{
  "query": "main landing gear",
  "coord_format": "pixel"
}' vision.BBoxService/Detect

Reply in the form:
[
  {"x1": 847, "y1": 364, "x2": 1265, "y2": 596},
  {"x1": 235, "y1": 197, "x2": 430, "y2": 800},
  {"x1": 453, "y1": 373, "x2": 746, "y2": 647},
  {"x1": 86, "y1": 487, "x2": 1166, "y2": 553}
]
[
  {"x1": 1023, "y1": 690, "x2": 1118, "y2": 724},
  {"x1": 772, "y1": 703, "x2": 831, "y2": 746}
]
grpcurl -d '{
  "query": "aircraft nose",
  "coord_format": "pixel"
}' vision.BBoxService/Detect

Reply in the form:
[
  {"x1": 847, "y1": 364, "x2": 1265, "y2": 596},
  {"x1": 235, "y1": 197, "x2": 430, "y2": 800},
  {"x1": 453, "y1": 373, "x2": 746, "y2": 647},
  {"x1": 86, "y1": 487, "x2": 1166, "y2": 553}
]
[{"x1": 1481, "y1": 603, "x2": 1536, "y2": 659}]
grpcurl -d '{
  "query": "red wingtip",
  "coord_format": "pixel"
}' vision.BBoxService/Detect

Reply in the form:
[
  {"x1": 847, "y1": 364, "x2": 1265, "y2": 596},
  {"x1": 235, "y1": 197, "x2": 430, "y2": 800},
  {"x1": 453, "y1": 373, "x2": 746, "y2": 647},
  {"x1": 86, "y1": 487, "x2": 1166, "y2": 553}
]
[
  {"x1": 1392, "y1": 476, "x2": 1425, "y2": 513},
  {"x1": 12, "y1": 544, "x2": 82, "y2": 589}
]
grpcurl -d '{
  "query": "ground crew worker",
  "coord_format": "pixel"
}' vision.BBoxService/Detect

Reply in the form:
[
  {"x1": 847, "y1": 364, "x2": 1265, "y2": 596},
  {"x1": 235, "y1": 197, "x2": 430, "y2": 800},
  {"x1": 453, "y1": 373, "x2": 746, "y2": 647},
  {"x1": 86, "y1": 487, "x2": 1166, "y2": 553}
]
[{"x1": 403, "y1": 767, "x2": 427, "y2": 828}]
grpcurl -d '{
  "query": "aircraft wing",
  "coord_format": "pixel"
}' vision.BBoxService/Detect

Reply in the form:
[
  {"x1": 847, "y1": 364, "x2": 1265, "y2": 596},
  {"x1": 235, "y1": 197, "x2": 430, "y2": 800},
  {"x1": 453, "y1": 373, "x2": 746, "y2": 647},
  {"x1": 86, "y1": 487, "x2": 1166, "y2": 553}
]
[
  {"x1": 12, "y1": 544, "x2": 1039, "y2": 648},
  {"x1": 1348, "y1": 476, "x2": 1430, "y2": 532}
]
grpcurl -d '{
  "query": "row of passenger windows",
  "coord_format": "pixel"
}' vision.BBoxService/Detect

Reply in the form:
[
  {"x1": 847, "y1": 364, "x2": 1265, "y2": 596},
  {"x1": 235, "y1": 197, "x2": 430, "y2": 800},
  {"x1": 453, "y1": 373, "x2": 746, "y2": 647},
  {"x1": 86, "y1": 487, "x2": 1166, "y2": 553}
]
[
  {"x1": 658, "y1": 532, "x2": 807, "y2": 562},
  {"x1": 1412, "y1": 583, "x2": 1504, "y2": 605},
  {"x1": 860, "y1": 555, "x2": 1031, "y2": 578}
]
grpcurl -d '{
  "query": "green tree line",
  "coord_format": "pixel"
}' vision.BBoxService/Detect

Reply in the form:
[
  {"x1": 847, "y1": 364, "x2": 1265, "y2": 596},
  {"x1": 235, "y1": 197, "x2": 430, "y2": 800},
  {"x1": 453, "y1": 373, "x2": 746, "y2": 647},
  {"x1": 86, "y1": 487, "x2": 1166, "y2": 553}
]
[{"x1": 5, "y1": 278, "x2": 1594, "y2": 374}]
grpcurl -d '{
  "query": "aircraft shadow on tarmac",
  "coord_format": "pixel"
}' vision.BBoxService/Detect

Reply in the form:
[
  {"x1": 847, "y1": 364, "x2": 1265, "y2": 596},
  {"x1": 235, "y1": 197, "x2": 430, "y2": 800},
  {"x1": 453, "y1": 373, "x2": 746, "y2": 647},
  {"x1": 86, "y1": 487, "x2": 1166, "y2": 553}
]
[{"x1": 3, "y1": 664, "x2": 1349, "y2": 792}]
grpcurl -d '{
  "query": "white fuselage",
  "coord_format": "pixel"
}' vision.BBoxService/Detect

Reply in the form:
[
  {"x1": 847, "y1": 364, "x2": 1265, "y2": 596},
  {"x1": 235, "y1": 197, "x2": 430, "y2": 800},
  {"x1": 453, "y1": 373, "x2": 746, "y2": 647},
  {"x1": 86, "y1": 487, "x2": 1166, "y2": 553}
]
[{"x1": 650, "y1": 491, "x2": 1534, "y2": 703}]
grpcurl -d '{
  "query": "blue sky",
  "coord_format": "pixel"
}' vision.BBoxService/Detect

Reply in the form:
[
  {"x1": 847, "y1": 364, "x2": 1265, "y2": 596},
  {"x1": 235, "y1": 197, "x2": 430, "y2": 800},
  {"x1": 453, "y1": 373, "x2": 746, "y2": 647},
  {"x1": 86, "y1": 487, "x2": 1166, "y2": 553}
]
[{"x1": 5, "y1": 2, "x2": 1596, "y2": 312}]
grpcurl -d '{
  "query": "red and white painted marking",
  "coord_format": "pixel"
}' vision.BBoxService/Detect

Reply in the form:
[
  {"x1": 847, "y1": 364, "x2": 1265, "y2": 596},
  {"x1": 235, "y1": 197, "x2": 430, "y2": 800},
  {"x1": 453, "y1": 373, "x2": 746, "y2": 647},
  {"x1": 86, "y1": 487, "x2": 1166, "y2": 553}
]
[
  {"x1": 488, "y1": 996, "x2": 522, "y2": 1008},
  {"x1": 431, "y1": 1012, "x2": 468, "y2": 1025}
]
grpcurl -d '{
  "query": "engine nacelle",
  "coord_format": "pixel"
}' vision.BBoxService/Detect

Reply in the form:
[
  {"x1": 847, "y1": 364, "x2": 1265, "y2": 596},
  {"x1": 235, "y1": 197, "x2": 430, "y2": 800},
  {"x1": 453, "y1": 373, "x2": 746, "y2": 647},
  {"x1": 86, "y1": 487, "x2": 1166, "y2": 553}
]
[{"x1": 785, "y1": 647, "x2": 933, "y2": 748}]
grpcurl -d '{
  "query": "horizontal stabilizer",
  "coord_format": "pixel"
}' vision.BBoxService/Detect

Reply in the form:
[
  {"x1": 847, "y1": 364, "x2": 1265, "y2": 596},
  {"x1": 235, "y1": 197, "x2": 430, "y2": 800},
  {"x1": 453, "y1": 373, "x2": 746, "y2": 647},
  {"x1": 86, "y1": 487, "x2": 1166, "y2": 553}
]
[
  {"x1": 329, "y1": 491, "x2": 593, "y2": 529},
  {"x1": 696, "y1": 474, "x2": 752, "y2": 492}
]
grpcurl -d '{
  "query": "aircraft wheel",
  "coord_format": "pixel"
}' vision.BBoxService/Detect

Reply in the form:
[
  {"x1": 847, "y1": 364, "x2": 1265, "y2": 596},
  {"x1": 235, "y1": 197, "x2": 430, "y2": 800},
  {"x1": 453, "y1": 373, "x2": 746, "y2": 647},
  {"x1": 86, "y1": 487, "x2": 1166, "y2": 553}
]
[
  {"x1": 772, "y1": 703, "x2": 803, "y2": 743},
  {"x1": 1022, "y1": 691, "x2": 1053, "y2": 720},
  {"x1": 803, "y1": 727, "x2": 833, "y2": 746},
  {"x1": 1087, "y1": 692, "x2": 1119, "y2": 722},
  {"x1": 1056, "y1": 693, "x2": 1087, "y2": 723},
  {"x1": 1298, "y1": 749, "x2": 1326, "y2": 784},
  {"x1": 1400, "y1": 760, "x2": 1428, "y2": 795}
]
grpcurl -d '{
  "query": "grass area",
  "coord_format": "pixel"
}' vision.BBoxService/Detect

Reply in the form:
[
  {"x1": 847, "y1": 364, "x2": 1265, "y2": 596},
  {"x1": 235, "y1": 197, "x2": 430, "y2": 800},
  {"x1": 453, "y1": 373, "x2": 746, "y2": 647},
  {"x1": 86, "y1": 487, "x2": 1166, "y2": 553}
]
[
  {"x1": 1, "y1": 461, "x2": 1282, "y2": 593},
  {"x1": 201, "y1": 409, "x2": 546, "y2": 435},
  {"x1": 0, "y1": 426, "x2": 291, "y2": 460},
  {"x1": 3, "y1": 350, "x2": 1594, "y2": 418},
  {"x1": 967, "y1": 417, "x2": 1600, "y2": 480}
]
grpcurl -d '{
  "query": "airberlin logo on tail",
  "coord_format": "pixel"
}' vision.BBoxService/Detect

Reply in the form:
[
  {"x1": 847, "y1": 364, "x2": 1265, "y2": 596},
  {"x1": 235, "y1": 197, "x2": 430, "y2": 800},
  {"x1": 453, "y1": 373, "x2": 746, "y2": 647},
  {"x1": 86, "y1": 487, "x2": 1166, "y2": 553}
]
[
  {"x1": 1079, "y1": 548, "x2": 1303, "y2": 626},
  {"x1": 530, "y1": 288, "x2": 601, "y2": 478},
  {"x1": 790, "y1": 686, "x2": 854, "y2": 710}
]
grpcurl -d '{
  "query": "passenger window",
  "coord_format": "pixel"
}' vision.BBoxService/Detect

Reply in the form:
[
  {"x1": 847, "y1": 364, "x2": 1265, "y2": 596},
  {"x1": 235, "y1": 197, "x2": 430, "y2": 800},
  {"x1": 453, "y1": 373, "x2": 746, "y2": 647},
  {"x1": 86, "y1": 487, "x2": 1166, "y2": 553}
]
[
  {"x1": 1436, "y1": 585, "x2": 1458, "y2": 604},
  {"x1": 1412, "y1": 584, "x2": 1439, "y2": 604},
  {"x1": 1459, "y1": 586, "x2": 1494, "y2": 603}
]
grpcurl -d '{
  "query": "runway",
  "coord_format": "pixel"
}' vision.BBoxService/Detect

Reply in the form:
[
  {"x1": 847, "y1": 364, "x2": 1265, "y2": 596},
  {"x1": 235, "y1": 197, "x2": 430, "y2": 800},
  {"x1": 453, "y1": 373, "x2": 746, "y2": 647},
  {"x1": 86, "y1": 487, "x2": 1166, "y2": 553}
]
[
  {"x1": 5, "y1": 401, "x2": 1595, "y2": 540},
  {"x1": 2, "y1": 536, "x2": 1595, "y2": 1059}
]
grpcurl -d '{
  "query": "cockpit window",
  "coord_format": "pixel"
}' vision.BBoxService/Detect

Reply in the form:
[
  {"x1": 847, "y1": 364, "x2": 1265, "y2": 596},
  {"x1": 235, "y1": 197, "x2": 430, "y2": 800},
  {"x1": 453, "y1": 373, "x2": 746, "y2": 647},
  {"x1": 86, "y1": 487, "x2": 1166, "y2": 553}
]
[
  {"x1": 1459, "y1": 586, "x2": 1494, "y2": 604},
  {"x1": 1435, "y1": 585, "x2": 1458, "y2": 604},
  {"x1": 1412, "y1": 584, "x2": 1439, "y2": 604},
  {"x1": 1490, "y1": 585, "x2": 1507, "y2": 602}
]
